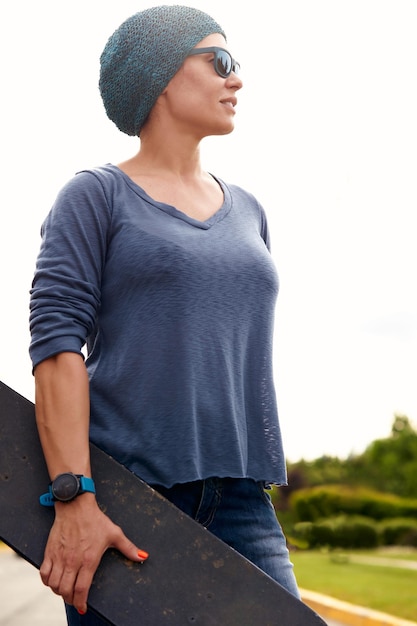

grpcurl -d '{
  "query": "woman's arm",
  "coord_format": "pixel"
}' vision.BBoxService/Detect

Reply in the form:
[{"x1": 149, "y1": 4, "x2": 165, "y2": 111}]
[
  {"x1": 34, "y1": 352, "x2": 148, "y2": 615},
  {"x1": 35, "y1": 352, "x2": 91, "y2": 478}
]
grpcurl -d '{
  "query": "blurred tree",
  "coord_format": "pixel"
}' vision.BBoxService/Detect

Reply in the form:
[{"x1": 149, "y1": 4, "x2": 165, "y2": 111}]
[
  {"x1": 285, "y1": 415, "x2": 417, "y2": 499},
  {"x1": 361, "y1": 415, "x2": 417, "y2": 497}
]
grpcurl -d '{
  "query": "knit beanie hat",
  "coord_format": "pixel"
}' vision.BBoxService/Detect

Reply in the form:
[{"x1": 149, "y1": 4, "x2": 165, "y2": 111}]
[{"x1": 99, "y1": 5, "x2": 226, "y2": 136}]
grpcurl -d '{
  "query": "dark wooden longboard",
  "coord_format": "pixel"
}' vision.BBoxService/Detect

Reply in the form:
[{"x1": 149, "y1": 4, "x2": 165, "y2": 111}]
[{"x1": 0, "y1": 380, "x2": 327, "y2": 625}]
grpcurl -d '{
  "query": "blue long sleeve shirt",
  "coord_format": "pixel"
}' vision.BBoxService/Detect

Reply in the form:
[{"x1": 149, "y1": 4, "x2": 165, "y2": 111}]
[{"x1": 29, "y1": 164, "x2": 287, "y2": 487}]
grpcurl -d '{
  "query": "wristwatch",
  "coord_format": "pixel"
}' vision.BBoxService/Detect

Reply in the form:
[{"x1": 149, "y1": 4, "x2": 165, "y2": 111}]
[{"x1": 39, "y1": 473, "x2": 96, "y2": 507}]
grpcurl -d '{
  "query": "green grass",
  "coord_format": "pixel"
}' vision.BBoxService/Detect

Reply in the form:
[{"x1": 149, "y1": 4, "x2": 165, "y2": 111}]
[{"x1": 291, "y1": 548, "x2": 417, "y2": 622}]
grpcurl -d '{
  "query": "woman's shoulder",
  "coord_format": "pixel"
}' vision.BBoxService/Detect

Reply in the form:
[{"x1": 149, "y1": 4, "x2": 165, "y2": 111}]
[
  {"x1": 217, "y1": 177, "x2": 266, "y2": 219},
  {"x1": 218, "y1": 178, "x2": 270, "y2": 244},
  {"x1": 52, "y1": 164, "x2": 125, "y2": 210},
  {"x1": 216, "y1": 177, "x2": 261, "y2": 205},
  {"x1": 44, "y1": 165, "x2": 124, "y2": 230},
  {"x1": 72, "y1": 163, "x2": 122, "y2": 191}
]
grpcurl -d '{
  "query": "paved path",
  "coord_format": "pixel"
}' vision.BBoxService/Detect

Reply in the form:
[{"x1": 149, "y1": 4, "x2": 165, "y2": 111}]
[
  {"x1": 0, "y1": 547, "x2": 347, "y2": 626},
  {"x1": 349, "y1": 554, "x2": 417, "y2": 570},
  {"x1": 0, "y1": 549, "x2": 65, "y2": 626}
]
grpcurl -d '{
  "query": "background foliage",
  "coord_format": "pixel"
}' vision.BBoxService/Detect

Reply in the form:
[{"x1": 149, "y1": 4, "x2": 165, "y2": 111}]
[{"x1": 271, "y1": 415, "x2": 417, "y2": 549}]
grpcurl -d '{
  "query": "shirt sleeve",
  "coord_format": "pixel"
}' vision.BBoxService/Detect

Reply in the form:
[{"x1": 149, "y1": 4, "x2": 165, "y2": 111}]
[{"x1": 29, "y1": 170, "x2": 112, "y2": 370}]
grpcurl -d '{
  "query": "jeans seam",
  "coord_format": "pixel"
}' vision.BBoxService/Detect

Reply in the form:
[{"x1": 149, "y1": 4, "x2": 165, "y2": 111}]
[{"x1": 195, "y1": 479, "x2": 222, "y2": 527}]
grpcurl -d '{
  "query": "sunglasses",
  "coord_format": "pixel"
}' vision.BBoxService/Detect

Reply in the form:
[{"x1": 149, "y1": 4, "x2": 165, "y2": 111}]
[{"x1": 187, "y1": 46, "x2": 240, "y2": 79}]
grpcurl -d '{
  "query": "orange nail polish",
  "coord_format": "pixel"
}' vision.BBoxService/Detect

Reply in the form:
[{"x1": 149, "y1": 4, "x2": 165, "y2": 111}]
[
  {"x1": 137, "y1": 549, "x2": 149, "y2": 560},
  {"x1": 77, "y1": 609, "x2": 86, "y2": 615}
]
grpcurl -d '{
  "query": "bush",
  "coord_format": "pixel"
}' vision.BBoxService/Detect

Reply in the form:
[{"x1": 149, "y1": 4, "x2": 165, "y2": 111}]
[
  {"x1": 293, "y1": 515, "x2": 379, "y2": 549},
  {"x1": 331, "y1": 516, "x2": 379, "y2": 549},
  {"x1": 290, "y1": 485, "x2": 417, "y2": 522},
  {"x1": 379, "y1": 518, "x2": 417, "y2": 547},
  {"x1": 287, "y1": 522, "x2": 314, "y2": 548}
]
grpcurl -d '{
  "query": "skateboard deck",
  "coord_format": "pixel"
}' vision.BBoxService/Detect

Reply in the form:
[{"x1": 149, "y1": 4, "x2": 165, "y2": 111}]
[{"x1": 0, "y1": 380, "x2": 327, "y2": 625}]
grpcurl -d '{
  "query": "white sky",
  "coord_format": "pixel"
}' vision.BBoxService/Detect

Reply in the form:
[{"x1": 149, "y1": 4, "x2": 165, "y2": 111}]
[{"x1": 1, "y1": 0, "x2": 416, "y2": 462}]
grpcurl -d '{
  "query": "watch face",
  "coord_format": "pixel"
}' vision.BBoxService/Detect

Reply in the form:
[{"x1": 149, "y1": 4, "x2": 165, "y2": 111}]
[{"x1": 51, "y1": 473, "x2": 80, "y2": 502}]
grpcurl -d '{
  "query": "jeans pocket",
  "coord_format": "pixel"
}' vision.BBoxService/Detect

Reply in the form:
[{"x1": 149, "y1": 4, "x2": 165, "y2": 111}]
[{"x1": 195, "y1": 478, "x2": 222, "y2": 527}]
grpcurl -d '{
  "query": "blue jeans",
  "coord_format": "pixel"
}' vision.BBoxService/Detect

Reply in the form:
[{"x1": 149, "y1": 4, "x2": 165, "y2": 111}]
[{"x1": 66, "y1": 478, "x2": 299, "y2": 624}]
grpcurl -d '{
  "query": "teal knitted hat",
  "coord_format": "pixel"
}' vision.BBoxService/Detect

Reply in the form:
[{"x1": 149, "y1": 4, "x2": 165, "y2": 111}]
[{"x1": 99, "y1": 5, "x2": 226, "y2": 136}]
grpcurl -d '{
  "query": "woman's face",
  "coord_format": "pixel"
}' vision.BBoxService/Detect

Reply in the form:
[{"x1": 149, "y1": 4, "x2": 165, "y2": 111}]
[{"x1": 158, "y1": 33, "x2": 243, "y2": 139}]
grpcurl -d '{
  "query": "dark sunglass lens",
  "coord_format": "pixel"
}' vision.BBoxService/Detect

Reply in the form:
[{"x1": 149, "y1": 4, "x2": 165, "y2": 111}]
[{"x1": 215, "y1": 50, "x2": 232, "y2": 77}]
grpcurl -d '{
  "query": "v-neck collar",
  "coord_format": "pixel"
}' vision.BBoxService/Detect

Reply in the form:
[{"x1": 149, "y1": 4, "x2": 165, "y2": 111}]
[{"x1": 110, "y1": 164, "x2": 231, "y2": 230}]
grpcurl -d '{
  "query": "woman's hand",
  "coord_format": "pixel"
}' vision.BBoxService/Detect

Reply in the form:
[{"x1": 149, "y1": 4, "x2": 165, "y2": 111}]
[{"x1": 39, "y1": 493, "x2": 148, "y2": 615}]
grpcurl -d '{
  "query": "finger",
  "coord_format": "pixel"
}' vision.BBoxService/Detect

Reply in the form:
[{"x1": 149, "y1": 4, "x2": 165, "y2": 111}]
[
  {"x1": 71, "y1": 564, "x2": 96, "y2": 615},
  {"x1": 39, "y1": 556, "x2": 53, "y2": 586},
  {"x1": 40, "y1": 554, "x2": 68, "y2": 596},
  {"x1": 111, "y1": 526, "x2": 149, "y2": 562}
]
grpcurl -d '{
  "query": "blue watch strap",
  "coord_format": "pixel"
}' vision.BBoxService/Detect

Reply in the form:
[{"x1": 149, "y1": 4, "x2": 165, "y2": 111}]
[
  {"x1": 79, "y1": 476, "x2": 96, "y2": 494},
  {"x1": 39, "y1": 491, "x2": 55, "y2": 507},
  {"x1": 39, "y1": 475, "x2": 96, "y2": 507}
]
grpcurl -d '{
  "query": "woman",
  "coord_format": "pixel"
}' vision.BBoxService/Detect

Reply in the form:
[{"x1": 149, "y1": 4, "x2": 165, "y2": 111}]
[{"x1": 29, "y1": 6, "x2": 299, "y2": 623}]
